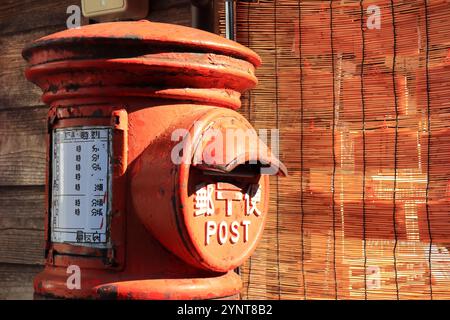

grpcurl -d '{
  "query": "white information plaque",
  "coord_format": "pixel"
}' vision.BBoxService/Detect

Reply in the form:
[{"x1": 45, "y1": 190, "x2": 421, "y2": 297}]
[{"x1": 51, "y1": 126, "x2": 112, "y2": 248}]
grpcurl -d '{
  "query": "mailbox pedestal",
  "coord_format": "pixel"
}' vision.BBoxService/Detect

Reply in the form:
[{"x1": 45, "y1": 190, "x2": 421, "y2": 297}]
[{"x1": 23, "y1": 20, "x2": 286, "y2": 300}]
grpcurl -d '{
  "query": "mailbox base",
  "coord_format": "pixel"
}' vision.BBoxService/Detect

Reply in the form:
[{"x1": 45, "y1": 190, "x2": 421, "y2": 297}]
[{"x1": 34, "y1": 268, "x2": 242, "y2": 300}]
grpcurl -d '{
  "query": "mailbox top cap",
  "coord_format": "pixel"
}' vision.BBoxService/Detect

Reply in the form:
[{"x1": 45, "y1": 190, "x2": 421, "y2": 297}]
[{"x1": 23, "y1": 20, "x2": 261, "y2": 67}]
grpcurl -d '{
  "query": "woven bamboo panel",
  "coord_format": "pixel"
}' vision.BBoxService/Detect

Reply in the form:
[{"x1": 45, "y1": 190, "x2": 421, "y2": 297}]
[{"x1": 219, "y1": 0, "x2": 450, "y2": 299}]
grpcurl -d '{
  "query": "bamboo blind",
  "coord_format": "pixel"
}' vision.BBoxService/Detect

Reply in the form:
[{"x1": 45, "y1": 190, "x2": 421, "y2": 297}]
[{"x1": 219, "y1": 0, "x2": 450, "y2": 300}]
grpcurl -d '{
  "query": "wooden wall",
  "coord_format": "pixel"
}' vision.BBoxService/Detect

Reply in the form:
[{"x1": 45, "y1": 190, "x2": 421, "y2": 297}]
[{"x1": 0, "y1": 0, "x2": 192, "y2": 299}]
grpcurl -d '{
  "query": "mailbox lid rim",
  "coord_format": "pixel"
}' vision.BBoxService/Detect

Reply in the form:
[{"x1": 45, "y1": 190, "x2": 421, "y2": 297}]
[{"x1": 22, "y1": 20, "x2": 261, "y2": 67}]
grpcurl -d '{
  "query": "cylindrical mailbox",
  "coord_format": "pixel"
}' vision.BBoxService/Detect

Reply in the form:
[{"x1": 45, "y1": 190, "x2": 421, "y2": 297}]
[{"x1": 22, "y1": 20, "x2": 286, "y2": 300}]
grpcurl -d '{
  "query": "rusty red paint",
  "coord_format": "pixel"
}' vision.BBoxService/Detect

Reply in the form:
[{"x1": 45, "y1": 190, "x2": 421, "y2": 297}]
[{"x1": 23, "y1": 20, "x2": 285, "y2": 300}]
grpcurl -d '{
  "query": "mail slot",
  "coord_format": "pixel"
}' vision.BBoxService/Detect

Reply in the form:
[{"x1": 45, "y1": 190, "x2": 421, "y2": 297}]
[{"x1": 22, "y1": 20, "x2": 286, "y2": 300}]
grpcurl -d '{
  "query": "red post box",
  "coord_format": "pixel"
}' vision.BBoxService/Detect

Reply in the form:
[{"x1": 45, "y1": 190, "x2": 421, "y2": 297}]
[{"x1": 22, "y1": 20, "x2": 286, "y2": 300}]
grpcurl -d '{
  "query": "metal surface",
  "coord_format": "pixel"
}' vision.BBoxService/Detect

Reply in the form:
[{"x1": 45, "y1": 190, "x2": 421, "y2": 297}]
[
  {"x1": 225, "y1": 0, "x2": 235, "y2": 40},
  {"x1": 23, "y1": 20, "x2": 285, "y2": 300}
]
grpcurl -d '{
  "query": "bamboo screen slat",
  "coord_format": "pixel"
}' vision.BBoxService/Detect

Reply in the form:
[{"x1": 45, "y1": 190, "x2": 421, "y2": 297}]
[{"x1": 219, "y1": 0, "x2": 450, "y2": 300}]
